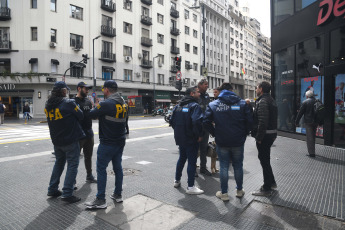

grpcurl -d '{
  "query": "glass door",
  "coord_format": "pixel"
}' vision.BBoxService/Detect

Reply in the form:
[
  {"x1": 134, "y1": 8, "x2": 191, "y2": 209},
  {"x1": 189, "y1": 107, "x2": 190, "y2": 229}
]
[{"x1": 333, "y1": 73, "x2": 345, "y2": 147}]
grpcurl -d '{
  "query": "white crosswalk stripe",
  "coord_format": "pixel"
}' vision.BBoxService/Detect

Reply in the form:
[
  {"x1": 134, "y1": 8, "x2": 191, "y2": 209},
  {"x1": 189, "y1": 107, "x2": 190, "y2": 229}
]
[{"x1": 0, "y1": 126, "x2": 50, "y2": 144}]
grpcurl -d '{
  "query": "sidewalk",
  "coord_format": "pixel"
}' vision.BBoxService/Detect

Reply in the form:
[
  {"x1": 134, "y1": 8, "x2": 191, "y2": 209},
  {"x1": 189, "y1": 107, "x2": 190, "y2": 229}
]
[{"x1": 0, "y1": 131, "x2": 344, "y2": 229}]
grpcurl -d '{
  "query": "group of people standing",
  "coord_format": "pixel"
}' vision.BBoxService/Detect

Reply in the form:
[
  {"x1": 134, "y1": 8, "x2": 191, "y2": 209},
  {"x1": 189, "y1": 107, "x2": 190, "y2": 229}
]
[{"x1": 170, "y1": 80, "x2": 278, "y2": 199}]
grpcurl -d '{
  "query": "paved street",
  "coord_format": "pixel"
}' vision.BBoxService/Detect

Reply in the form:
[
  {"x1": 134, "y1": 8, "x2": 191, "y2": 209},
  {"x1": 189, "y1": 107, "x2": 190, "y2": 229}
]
[{"x1": 0, "y1": 117, "x2": 344, "y2": 229}]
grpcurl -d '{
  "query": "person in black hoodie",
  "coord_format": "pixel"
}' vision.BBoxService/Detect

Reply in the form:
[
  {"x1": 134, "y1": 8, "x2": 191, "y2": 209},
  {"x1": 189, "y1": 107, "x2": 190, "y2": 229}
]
[
  {"x1": 170, "y1": 86, "x2": 204, "y2": 195},
  {"x1": 45, "y1": 81, "x2": 85, "y2": 203},
  {"x1": 75, "y1": 82, "x2": 97, "y2": 183}
]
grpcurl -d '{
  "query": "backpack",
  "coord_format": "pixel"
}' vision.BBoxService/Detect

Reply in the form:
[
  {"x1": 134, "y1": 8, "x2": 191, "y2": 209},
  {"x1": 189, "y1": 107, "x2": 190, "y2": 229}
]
[{"x1": 314, "y1": 100, "x2": 325, "y2": 125}]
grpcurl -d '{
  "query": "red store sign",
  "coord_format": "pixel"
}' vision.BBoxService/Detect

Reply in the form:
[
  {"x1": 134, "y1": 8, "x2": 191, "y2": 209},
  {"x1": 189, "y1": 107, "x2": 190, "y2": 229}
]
[{"x1": 317, "y1": 0, "x2": 345, "y2": 26}]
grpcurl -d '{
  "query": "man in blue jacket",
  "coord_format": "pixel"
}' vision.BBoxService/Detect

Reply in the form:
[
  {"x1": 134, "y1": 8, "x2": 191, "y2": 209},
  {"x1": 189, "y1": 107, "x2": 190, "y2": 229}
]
[
  {"x1": 170, "y1": 86, "x2": 204, "y2": 195},
  {"x1": 204, "y1": 83, "x2": 253, "y2": 201},
  {"x1": 85, "y1": 80, "x2": 128, "y2": 209},
  {"x1": 46, "y1": 81, "x2": 85, "y2": 203}
]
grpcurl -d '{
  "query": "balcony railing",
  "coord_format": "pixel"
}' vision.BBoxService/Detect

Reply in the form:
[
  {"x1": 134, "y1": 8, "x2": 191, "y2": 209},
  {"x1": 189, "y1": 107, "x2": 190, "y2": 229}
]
[
  {"x1": 141, "y1": 15, "x2": 152, "y2": 26},
  {"x1": 101, "y1": 25, "x2": 116, "y2": 37},
  {"x1": 185, "y1": 64, "x2": 192, "y2": 70},
  {"x1": 100, "y1": 52, "x2": 116, "y2": 62},
  {"x1": 140, "y1": 60, "x2": 153, "y2": 69},
  {"x1": 141, "y1": 37, "x2": 152, "y2": 47},
  {"x1": 141, "y1": 0, "x2": 152, "y2": 5},
  {"x1": 101, "y1": 0, "x2": 116, "y2": 12},
  {"x1": 170, "y1": 8, "x2": 179, "y2": 18},
  {"x1": 170, "y1": 46, "x2": 180, "y2": 54},
  {"x1": 0, "y1": 40, "x2": 11, "y2": 53},
  {"x1": 170, "y1": 65, "x2": 178, "y2": 73},
  {"x1": 170, "y1": 27, "x2": 180, "y2": 36},
  {"x1": 0, "y1": 7, "x2": 11, "y2": 20}
]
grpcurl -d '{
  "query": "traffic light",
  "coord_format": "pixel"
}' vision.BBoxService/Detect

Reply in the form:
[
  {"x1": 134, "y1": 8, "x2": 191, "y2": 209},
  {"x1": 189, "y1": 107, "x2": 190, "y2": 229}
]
[
  {"x1": 175, "y1": 80, "x2": 182, "y2": 91},
  {"x1": 82, "y1": 54, "x2": 88, "y2": 64},
  {"x1": 175, "y1": 56, "x2": 182, "y2": 71}
]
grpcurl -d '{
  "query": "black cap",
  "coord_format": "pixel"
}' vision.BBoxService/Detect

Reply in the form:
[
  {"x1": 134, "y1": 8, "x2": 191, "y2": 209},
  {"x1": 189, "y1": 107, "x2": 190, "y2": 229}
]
[
  {"x1": 77, "y1": 82, "x2": 92, "y2": 89},
  {"x1": 54, "y1": 81, "x2": 70, "y2": 90},
  {"x1": 103, "y1": 80, "x2": 118, "y2": 89}
]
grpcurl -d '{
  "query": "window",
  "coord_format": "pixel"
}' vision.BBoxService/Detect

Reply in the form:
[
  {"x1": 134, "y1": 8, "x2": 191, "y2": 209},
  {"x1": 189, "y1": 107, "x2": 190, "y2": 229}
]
[
  {"x1": 123, "y1": 22, "x2": 132, "y2": 34},
  {"x1": 273, "y1": 0, "x2": 293, "y2": 25},
  {"x1": 184, "y1": 9, "x2": 189, "y2": 19},
  {"x1": 102, "y1": 15, "x2": 113, "y2": 27},
  {"x1": 157, "y1": 54, "x2": 164, "y2": 64},
  {"x1": 51, "y1": 62, "x2": 57, "y2": 73},
  {"x1": 158, "y1": 0, "x2": 163, "y2": 5},
  {"x1": 31, "y1": 0, "x2": 37, "y2": 8},
  {"x1": 142, "y1": 28, "x2": 149, "y2": 38},
  {"x1": 171, "y1": 1, "x2": 176, "y2": 9},
  {"x1": 50, "y1": 29, "x2": 56, "y2": 42},
  {"x1": 296, "y1": 0, "x2": 317, "y2": 12},
  {"x1": 51, "y1": 0, "x2": 56, "y2": 12},
  {"x1": 157, "y1": 14, "x2": 164, "y2": 24},
  {"x1": 157, "y1": 34, "x2": 164, "y2": 44},
  {"x1": 31, "y1": 60, "x2": 38, "y2": 73},
  {"x1": 31, "y1": 27, "x2": 37, "y2": 41},
  {"x1": 193, "y1": 30, "x2": 197, "y2": 38},
  {"x1": 158, "y1": 74, "x2": 164, "y2": 85},
  {"x1": 231, "y1": 60, "x2": 234, "y2": 65},
  {"x1": 70, "y1": 34, "x2": 83, "y2": 48},
  {"x1": 123, "y1": 46, "x2": 132, "y2": 57},
  {"x1": 193, "y1": 63, "x2": 198, "y2": 71},
  {"x1": 142, "y1": 71, "x2": 150, "y2": 83},
  {"x1": 102, "y1": 41, "x2": 112, "y2": 53},
  {"x1": 124, "y1": 69, "x2": 133, "y2": 81},
  {"x1": 102, "y1": 66, "x2": 114, "y2": 80},
  {"x1": 123, "y1": 0, "x2": 132, "y2": 10},
  {"x1": 142, "y1": 6, "x2": 149, "y2": 16},
  {"x1": 185, "y1": 43, "x2": 190, "y2": 52},
  {"x1": 70, "y1": 62, "x2": 84, "y2": 78},
  {"x1": 193, "y1": 46, "x2": 198, "y2": 55},
  {"x1": 70, "y1": 5, "x2": 83, "y2": 20},
  {"x1": 185, "y1": 26, "x2": 189, "y2": 35},
  {"x1": 193, "y1": 14, "x2": 197, "y2": 22}
]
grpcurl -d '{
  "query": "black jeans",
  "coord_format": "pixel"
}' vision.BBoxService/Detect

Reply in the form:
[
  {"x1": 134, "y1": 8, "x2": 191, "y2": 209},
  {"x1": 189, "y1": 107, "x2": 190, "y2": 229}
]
[
  {"x1": 198, "y1": 130, "x2": 209, "y2": 170},
  {"x1": 256, "y1": 134, "x2": 277, "y2": 191},
  {"x1": 79, "y1": 137, "x2": 94, "y2": 176}
]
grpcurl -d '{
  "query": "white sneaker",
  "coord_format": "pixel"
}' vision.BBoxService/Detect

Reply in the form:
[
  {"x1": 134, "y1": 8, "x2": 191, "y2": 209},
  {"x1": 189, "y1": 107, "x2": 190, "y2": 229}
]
[
  {"x1": 236, "y1": 189, "x2": 245, "y2": 198},
  {"x1": 186, "y1": 186, "x2": 204, "y2": 195},
  {"x1": 216, "y1": 191, "x2": 230, "y2": 201},
  {"x1": 174, "y1": 180, "x2": 181, "y2": 188}
]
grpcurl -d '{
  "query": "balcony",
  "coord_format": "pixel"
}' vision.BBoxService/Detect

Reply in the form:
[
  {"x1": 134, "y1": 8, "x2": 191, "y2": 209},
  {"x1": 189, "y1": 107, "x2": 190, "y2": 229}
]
[
  {"x1": 0, "y1": 40, "x2": 11, "y2": 53},
  {"x1": 101, "y1": 25, "x2": 116, "y2": 37},
  {"x1": 185, "y1": 64, "x2": 193, "y2": 70},
  {"x1": 100, "y1": 52, "x2": 116, "y2": 63},
  {"x1": 170, "y1": 46, "x2": 180, "y2": 54},
  {"x1": 140, "y1": 60, "x2": 153, "y2": 69},
  {"x1": 141, "y1": 37, "x2": 152, "y2": 47},
  {"x1": 170, "y1": 65, "x2": 178, "y2": 73},
  {"x1": 0, "y1": 7, "x2": 11, "y2": 20},
  {"x1": 170, "y1": 8, "x2": 179, "y2": 18},
  {"x1": 141, "y1": 15, "x2": 152, "y2": 26},
  {"x1": 141, "y1": 0, "x2": 152, "y2": 6},
  {"x1": 101, "y1": 0, "x2": 116, "y2": 12},
  {"x1": 170, "y1": 27, "x2": 180, "y2": 36}
]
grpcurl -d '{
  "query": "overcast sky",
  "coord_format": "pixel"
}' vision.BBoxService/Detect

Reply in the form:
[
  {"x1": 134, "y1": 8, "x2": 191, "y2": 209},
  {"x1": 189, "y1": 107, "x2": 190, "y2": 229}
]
[{"x1": 244, "y1": 0, "x2": 271, "y2": 37}]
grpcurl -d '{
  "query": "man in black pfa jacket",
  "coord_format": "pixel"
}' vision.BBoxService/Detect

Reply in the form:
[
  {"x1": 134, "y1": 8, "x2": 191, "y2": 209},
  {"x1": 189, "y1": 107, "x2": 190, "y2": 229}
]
[
  {"x1": 295, "y1": 90, "x2": 317, "y2": 157},
  {"x1": 45, "y1": 81, "x2": 85, "y2": 203},
  {"x1": 170, "y1": 86, "x2": 204, "y2": 195},
  {"x1": 252, "y1": 81, "x2": 278, "y2": 197},
  {"x1": 84, "y1": 80, "x2": 128, "y2": 209},
  {"x1": 75, "y1": 82, "x2": 97, "y2": 183}
]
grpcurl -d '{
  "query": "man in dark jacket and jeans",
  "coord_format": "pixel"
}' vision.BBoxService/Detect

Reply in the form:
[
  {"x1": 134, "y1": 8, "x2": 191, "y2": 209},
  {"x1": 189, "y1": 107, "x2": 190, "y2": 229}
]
[
  {"x1": 204, "y1": 83, "x2": 253, "y2": 201},
  {"x1": 295, "y1": 90, "x2": 316, "y2": 157},
  {"x1": 252, "y1": 81, "x2": 278, "y2": 197},
  {"x1": 45, "y1": 81, "x2": 85, "y2": 203},
  {"x1": 170, "y1": 86, "x2": 204, "y2": 195}
]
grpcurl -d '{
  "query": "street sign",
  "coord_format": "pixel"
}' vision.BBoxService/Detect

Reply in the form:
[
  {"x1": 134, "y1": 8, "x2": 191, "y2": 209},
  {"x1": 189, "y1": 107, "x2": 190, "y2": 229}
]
[
  {"x1": 92, "y1": 92, "x2": 96, "y2": 97},
  {"x1": 176, "y1": 71, "x2": 182, "y2": 81},
  {"x1": 202, "y1": 67, "x2": 208, "y2": 76}
]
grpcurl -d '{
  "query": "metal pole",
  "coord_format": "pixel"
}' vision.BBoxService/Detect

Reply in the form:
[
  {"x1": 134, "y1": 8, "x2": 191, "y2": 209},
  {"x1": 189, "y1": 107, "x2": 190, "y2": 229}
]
[
  {"x1": 202, "y1": 4, "x2": 205, "y2": 68},
  {"x1": 153, "y1": 56, "x2": 158, "y2": 112},
  {"x1": 93, "y1": 38, "x2": 95, "y2": 93}
]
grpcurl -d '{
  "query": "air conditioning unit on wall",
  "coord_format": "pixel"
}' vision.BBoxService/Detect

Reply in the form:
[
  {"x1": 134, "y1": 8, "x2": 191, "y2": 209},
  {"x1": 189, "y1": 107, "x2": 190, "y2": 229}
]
[
  {"x1": 125, "y1": 56, "x2": 132, "y2": 62},
  {"x1": 50, "y1": 42, "x2": 56, "y2": 48}
]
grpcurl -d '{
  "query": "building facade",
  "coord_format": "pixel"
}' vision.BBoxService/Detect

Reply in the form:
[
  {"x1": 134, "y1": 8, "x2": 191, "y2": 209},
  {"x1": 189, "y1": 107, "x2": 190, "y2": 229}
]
[
  {"x1": 0, "y1": 0, "x2": 201, "y2": 118},
  {"x1": 271, "y1": 0, "x2": 345, "y2": 147}
]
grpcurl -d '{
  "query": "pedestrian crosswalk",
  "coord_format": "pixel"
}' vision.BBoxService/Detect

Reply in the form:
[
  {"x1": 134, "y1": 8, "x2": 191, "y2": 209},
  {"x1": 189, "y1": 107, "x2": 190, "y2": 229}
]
[{"x1": 0, "y1": 125, "x2": 51, "y2": 144}]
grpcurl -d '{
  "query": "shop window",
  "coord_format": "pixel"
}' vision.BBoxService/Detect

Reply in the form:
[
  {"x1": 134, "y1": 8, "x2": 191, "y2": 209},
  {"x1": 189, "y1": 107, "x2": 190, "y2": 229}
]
[
  {"x1": 330, "y1": 26, "x2": 345, "y2": 65},
  {"x1": 295, "y1": 0, "x2": 317, "y2": 12},
  {"x1": 273, "y1": 0, "x2": 294, "y2": 25},
  {"x1": 0, "y1": 59, "x2": 10, "y2": 73}
]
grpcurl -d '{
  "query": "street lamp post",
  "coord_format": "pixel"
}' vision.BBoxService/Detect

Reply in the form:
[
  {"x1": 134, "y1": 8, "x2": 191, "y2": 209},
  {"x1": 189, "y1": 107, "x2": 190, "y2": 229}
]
[
  {"x1": 92, "y1": 35, "x2": 101, "y2": 94},
  {"x1": 153, "y1": 56, "x2": 159, "y2": 112}
]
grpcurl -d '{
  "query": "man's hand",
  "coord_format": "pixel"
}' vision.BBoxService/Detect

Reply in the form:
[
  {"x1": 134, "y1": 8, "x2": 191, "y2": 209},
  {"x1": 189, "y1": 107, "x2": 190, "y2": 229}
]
[{"x1": 198, "y1": 137, "x2": 203, "y2": 142}]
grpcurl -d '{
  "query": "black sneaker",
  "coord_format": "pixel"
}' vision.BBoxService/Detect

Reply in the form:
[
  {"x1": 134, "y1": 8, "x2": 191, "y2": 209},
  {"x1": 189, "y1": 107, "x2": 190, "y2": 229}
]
[
  {"x1": 200, "y1": 168, "x2": 212, "y2": 176},
  {"x1": 47, "y1": 190, "x2": 62, "y2": 197},
  {"x1": 61, "y1": 195, "x2": 81, "y2": 203},
  {"x1": 271, "y1": 183, "x2": 277, "y2": 189},
  {"x1": 85, "y1": 197, "x2": 107, "y2": 209},
  {"x1": 252, "y1": 187, "x2": 273, "y2": 197},
  {"x1": 86, "y1": 175, "x2": 97, "y2": 183},
  {"x1": 306, "y1": 154, "x2": 316, "y2": 157},
  {"x1": 110, "y1": 193, "x2": 123, "y2": 203}
]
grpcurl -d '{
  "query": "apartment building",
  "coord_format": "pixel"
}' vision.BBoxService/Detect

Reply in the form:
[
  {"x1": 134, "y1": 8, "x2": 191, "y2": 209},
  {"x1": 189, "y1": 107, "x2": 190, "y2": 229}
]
[{"x1": 0, "y1": 0, "x2": 201, "y2": 118}]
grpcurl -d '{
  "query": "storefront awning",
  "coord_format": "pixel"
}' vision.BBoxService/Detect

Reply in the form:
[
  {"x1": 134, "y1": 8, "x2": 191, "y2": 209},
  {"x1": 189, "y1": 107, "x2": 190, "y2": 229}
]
[
  {"x1": 156, "y1": 99, "x2": 171, "y2": 103},
  {"x1": 51, "y1": 59, "x2": 59, "y2": 65},
  {"x1": 29, "y1": 58, "x2": 38, "y2": 64},
  {"x1": 103, "y1": 66, "x2": 115, "y2": 71}
]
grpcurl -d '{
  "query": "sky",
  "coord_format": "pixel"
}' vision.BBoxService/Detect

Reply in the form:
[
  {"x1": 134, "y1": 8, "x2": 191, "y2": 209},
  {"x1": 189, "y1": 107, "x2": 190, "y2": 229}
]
[{"x1": 243, "y1": 0, "x2": 271, "y2": 37}]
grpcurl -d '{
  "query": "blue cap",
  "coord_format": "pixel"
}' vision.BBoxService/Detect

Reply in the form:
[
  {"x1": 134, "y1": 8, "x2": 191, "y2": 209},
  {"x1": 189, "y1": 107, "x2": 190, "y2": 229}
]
[
  {"x1": 54, "y1": 81, "x2": 70, "y2": 90},
  {"x1": 103, "y1": 80, "x2": 118, "y2": 89}
]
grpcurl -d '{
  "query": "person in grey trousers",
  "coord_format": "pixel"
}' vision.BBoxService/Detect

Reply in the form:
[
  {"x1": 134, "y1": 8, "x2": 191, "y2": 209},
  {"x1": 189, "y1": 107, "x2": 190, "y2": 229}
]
[{"x1": 295, "y1": 90, "x2": 317, "y2": 157}]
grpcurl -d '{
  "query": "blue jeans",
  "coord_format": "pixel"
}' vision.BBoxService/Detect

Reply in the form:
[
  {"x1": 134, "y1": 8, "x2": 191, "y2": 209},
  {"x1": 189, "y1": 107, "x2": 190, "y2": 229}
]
[
  {"x1": 48, "y1": 142, "x2": 80, "y2": 198},
  {"x1": 96, "y1": 143, "x2": 124, "y2": 199},
  {"x1": 216, "y1": 145, "x2": 244, "y2": 193},
  {"x1": 175, "y1": 143, "x2": 198, "y2": 187}
]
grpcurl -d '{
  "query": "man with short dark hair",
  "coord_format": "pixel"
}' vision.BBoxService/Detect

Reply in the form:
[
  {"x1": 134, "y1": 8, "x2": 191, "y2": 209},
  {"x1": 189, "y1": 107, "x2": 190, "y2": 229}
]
[
  {"x1": 75, "y1": 82, "x2": 97, "y2": 183},
  {"x1": 170, "y1": 86, "x2": 204, "y2": 195},
  {"x1": 45, "y1": 81, "x2": 85, "y2": 203},
  {"x1": 213, "y1": 87, "x2": 221, "y2": 99},
  {"x1": 252, "y1": 81, "x2": 278, "y2": 197},
  {"x1": 85, "y1": 80, "x2": 128, "y2": 209},
  {"x1": 0, "y1": 100, "x2": 5, "y2": 125}
]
